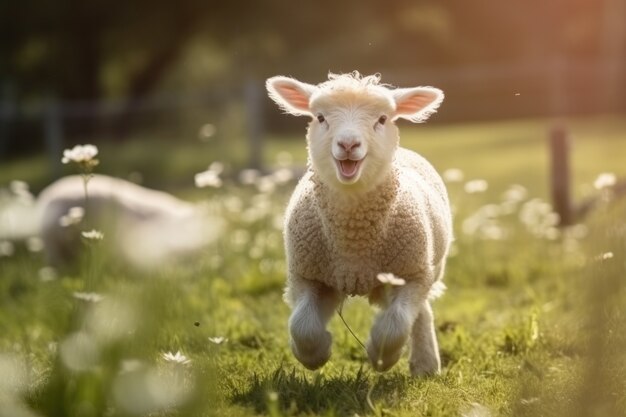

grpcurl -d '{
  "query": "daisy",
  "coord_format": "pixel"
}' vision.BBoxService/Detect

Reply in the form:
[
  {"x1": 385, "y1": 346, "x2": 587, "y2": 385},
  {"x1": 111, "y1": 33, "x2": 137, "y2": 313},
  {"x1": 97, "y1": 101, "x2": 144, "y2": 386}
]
[
  {"x1": 376, "y1": 272, "x2": 406, "y2": 287},
  {"x1": 161, "y1": 350, "x2": 191, "y2": 365}
]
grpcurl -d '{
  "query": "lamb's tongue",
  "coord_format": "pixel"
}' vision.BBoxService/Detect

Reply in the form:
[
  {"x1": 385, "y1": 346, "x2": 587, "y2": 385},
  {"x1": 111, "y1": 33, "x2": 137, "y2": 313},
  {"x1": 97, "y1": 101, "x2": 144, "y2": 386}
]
[{"x1": 340, "y1": 160, "x2": 358, "y2": 176}]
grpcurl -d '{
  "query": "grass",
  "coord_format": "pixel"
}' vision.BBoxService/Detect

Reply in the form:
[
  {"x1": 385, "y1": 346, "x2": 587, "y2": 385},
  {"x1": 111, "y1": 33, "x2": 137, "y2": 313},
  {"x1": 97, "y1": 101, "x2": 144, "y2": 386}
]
[{"x1": 0, "y1": 115, "x2": 625, "y2": 416}]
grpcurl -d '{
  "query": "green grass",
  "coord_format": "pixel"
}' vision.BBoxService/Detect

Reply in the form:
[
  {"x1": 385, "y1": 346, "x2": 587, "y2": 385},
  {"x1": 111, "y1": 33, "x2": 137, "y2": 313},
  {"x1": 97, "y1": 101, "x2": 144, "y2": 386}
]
[{"x1": 1, "y1": 115, "x2": 625, "y2": 416}]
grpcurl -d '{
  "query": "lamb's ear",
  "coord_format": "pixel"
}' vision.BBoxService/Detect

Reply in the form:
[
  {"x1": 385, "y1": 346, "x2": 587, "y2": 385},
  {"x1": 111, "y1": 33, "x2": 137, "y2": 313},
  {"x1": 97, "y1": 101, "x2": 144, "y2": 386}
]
[
  {"x1": 266, "y1": 76, "x2": 317, "y2": 117},
  {"x1": 392, "y1": 87, "x2": 444, "y2": 123}
]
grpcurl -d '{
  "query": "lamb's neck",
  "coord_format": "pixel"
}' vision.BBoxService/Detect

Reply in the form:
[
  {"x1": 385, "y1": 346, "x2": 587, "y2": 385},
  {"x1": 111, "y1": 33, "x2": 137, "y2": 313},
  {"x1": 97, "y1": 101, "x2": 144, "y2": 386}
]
[
  {"x1": 314, "y1": 168, "x2": 397, "y2": 207},
  {"x1": 313, "y1": 170, "x2": 399, "y2": 249}
]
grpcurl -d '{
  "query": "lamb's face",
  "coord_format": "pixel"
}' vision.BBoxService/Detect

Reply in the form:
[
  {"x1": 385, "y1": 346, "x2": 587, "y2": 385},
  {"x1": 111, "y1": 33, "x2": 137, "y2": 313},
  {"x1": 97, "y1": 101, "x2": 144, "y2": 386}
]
[
  {"x1": 307, "y1": 90, "x2": 398, "y2": 190},
  {"x1": 266, "y1": 72, "x2": 444, "y2": 193}
]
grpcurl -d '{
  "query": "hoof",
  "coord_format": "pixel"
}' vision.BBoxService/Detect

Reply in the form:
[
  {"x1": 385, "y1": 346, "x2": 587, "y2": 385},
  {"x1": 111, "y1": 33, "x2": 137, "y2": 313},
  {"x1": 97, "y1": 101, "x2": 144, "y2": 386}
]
[
  {"x1": 291, "y1": 330, "x2": 332, "y2": 370},
  {"x1": 409, "y1": 352, "x2": 441, "y2": 376},
  {"x1": 366, "y1": 339, "x2": 404, "y2": 372}
]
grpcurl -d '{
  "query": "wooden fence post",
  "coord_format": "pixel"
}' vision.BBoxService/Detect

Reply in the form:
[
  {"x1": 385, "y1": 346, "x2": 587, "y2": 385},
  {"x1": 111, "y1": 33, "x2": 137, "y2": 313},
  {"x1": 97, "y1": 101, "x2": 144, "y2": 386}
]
[{"x1": 549, "y1": 124, "x2": 573, "y2": 226}]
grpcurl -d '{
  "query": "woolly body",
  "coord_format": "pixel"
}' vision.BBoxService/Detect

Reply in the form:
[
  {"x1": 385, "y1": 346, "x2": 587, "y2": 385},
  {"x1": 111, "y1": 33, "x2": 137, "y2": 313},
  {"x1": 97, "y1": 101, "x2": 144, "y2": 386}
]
[
  {"x1": 266, "y1": 72, "x2": 452, "y2": 376},
  {"x1": 286, "y1": 148, "x2": 450, "y2": 297},
  {"x1": 37, "y1": 174, "x2": 215, "y2": 267}
]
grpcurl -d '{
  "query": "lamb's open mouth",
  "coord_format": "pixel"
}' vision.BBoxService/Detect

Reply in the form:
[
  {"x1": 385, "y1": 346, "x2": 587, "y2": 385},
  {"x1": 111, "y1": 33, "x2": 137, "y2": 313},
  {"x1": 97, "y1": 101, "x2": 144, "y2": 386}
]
[{"x1": 335, "y1": 157, "x2": 365, "y2": 181}]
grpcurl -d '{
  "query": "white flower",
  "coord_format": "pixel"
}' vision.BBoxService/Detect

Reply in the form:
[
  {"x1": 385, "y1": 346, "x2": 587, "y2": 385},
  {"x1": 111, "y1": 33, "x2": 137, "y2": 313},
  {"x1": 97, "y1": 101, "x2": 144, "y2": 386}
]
[
  {"x1": 194, "y1": 169, "x2": 222, "y2": 188},
  {"x1": 593, "y1": 172, "x2": 616, "y2": 190},
  {"x1": 376, "y1": 272, "x2": 406, "y2": 286},
  {"x1": 62, "y1": 144, "x2": 99, "y2": 164},
  {"x1": 464, "y1": 179, "x2": 488, "y2": 194},
  {"x1": 208, "y1": 337, "x2": 228, "y2": 345},
  {"x1": 59, "y1": 206, "x2": 85, "y2": 227},
  {"x1": 443, "y1": 168, "x2": 464, "y2": 183},
  {"x1": 73, "y1": 291, "x2": 104, "y2": 303},
  {"x1": 82, "y1": 229, "x2": 104, "y2": 240},
  {"x1": 161, "y1": 350, "x2": 191, "y2": 365},
  {"x1": 594, "y1": 252, "x2": 614, "y2": 262},
  {"x1": 502, "y1": 184, "x2": 528, "y2": 203}
]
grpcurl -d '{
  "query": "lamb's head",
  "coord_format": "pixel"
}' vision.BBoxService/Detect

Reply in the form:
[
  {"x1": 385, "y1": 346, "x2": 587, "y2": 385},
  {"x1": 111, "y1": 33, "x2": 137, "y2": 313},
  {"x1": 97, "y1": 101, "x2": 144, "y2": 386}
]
[{"x1": 266, "y1": 71, "x2": 444, "y2": 192}]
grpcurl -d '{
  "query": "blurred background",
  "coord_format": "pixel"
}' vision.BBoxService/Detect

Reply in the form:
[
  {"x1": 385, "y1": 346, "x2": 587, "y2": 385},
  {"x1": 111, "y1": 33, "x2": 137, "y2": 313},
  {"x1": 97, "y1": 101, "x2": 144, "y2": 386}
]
[
  {"x1": 1, "y1": 0, "x2": 625, "y2": 184},
  {"x1": 1, "y1": 2, "x2": 626, "y2": 416}
]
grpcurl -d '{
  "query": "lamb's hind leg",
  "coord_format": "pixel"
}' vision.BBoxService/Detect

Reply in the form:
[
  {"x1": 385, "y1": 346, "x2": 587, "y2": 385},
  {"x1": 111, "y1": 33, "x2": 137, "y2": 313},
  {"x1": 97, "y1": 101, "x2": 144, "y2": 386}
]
[
  {"x1": 286, "y1": 279, "x2": 342, "y2": 370},
  {"x1": 367, "y1": 282, "x2": 421, "y2": 371},
  {"x1": 409, "y1": 300, "x2": 441, "y2": 376}
]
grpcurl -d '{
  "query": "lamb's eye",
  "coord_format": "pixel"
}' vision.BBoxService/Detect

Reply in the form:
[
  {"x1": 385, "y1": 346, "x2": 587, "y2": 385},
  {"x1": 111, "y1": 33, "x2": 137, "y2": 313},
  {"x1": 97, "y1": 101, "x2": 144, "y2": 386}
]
[
  {"x1": 378, "y1": 115, "x2": 387, "y2": 125},
  {"x1": 317, "y1": 114, "x2": 325, "y2": 123}
]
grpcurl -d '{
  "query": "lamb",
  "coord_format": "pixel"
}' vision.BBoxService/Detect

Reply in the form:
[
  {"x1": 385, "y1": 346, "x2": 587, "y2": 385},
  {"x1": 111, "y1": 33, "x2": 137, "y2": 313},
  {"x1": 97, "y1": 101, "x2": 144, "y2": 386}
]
[
  {"x1": 37, "y1": 174, "x2": 220, "y2": 268},
  {"x1": 266, "y1": 71, "x2": 452, "y2": 376}
]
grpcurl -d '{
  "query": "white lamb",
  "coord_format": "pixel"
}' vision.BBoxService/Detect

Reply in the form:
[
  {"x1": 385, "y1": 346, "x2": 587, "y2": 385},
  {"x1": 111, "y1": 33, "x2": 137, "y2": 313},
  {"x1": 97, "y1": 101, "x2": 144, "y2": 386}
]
[
  {"x1": 37, "y1": 174, "x2": 220, "y2": 268},
  {"x1": 266, "y1": 72, "x2": 452, "y2": 376}
]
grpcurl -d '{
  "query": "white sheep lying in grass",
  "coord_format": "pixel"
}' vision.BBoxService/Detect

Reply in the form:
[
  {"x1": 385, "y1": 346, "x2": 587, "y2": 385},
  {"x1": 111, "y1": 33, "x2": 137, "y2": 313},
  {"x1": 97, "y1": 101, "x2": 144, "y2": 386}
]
[
  {"x1": 266, "y1": 72, "x2": 452, "y2": 376},
  {"x1": 37, "y1": 174, "x2": 220, "y2": 268}
]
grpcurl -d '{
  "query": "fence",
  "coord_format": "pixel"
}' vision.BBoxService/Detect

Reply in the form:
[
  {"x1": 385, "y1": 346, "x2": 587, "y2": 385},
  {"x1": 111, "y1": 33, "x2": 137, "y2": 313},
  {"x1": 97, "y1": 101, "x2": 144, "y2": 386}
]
[
  {"x1": 1, "y1": 59, "x2": 625, "y2": 174},
  {"x1": 0, "y1": 78, "x2": 266, "y2": 174}
]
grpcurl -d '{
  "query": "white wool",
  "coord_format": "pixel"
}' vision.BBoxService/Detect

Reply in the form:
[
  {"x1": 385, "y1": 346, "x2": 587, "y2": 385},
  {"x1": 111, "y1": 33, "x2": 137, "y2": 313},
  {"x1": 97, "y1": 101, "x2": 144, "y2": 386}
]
[{"x1": 267, "y1": 71, "x2": 453, "y2": 375}]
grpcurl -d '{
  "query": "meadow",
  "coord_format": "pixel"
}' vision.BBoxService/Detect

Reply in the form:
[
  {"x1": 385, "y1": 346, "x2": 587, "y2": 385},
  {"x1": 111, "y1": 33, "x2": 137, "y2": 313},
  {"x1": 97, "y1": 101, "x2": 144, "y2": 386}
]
[{"x1": 1, "y1": 115, "x2": 625, "y2": 417}]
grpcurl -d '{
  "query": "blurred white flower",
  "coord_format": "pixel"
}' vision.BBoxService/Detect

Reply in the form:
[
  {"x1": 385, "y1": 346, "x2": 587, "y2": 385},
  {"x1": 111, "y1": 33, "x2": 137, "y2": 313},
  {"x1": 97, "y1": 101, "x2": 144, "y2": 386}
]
[
  {"x1": 462, "y1": 204, "x2": 508, "y2": 240},
  {"x1": 594, "y1": 251, "x2": 614, "y2": 262},
  {"x1": 60, "y1": 331, "x2": 100, "y2": 371},
  {"x1": 462, "y1": 402, "x2": 492, "y2": 417},
  {"x1": 464, "y1": 179, "x2": 488, "y2": 194},
  {"x1": 272, "y1": 168, "x2": 294, "y2": 185},
  {"x1": 120, "y1": 359, "x2": 144, "y2": 373},
  {"x1": 62, "y1": 144, "x2": 99, "y2": 165},
  {"x1": 39, "y1": 266, "x2": 58, "y2": 282},
  {"x1": 81, "y1": 229, "x2": 104, "y2": 241},
  {"x1": 86, "y1": 297, "x2": 137, "y2": 343},
  {"x1": 161, "y1": 351, "x2": 191, "y2": 365},
  {"x1": 73, "y1": 291, "x2": 104, "y2": 303},
  {"x1": 376, "y1": 272, "x2": 406, "y2": 286},
  {"x1": 502, "y1": 184, "x2": 528, "y2": 203},
  {"x1": 194, "y1": 168, "x2": 222, "y2": 188},
  {"x1": 0, "y1": 354, "x2": 29, "y2": 397},
  {"x1": 9, "y1": 180, "x2": 34, "y2": 204},
  {"x1": 59, "y1": 206, "x2": 85, "y2": 227},
  {"x1": 256, "y1": 176, "x2": 277, "y2": 194},
  {"x1": 239, "y1": 168, "x2": 261, "y2": 185},
  {"x1": 198, "y1": 123, "x2": 217, "y2": 141},
  {"x1": 443, "y1": 168, "x2": 464, "y2": 183},
  {"x1": 113, "y1": 365, "x2": 192, "y2": 415},
  {"x1": 593, "y1": 172, "x2": 616, "y2": 190},
  {"x1": 208, "y1": 337, "x2": 228, "y2": 345},
  {"x1": 519, "y1": 198, "x2": 560, "y2": 239},
  {"x1": 26, "y1": 236, "x2": 44, "y2": 252},
  {"x1": 0, "y1": 240, "x2": 14, "y2": 256}
]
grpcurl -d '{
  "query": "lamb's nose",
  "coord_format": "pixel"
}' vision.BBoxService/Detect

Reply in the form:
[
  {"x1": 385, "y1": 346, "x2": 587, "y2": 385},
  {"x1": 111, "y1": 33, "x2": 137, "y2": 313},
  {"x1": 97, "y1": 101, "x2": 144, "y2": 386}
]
[{"x1": 338, "y1": 140, "x2": 360, "y2": 153}]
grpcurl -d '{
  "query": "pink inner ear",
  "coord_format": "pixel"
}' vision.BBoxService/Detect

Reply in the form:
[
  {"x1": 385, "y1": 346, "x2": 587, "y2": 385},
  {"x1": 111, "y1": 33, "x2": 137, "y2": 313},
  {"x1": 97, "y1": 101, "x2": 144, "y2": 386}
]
[
  {"x1": 396, "y1": 94, "x2": 435, "y2": 115},
  {"x1": 278, "y1": 85, "x2": 310, "y2": 110}
]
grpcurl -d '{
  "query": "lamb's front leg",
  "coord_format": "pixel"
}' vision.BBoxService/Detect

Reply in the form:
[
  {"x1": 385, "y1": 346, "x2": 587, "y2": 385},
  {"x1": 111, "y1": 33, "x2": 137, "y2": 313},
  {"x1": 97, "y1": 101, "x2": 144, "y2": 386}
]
[
  {"x1": 367, "y1": 282, "x2": 422, "y2": 371},
  {"x1": 409, "y1": 300, "x2": 441, "y2": 376},
  {"x1": 286, "y1": 278, "x2": 342, "y2": 370}
]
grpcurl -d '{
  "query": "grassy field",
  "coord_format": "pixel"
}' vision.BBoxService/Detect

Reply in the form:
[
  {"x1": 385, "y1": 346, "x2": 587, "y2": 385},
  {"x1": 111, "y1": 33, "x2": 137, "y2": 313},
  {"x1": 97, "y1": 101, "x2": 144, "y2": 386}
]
[{"x1": 1, "y1": 115, "x2": 625, "y2": 416}]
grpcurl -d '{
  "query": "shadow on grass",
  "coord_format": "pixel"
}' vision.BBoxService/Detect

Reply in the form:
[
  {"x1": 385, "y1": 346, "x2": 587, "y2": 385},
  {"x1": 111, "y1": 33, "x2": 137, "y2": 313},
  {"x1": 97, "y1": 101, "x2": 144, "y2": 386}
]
[{"x1": 232, "y1": 365, "x2": 410, "y2": 416}]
